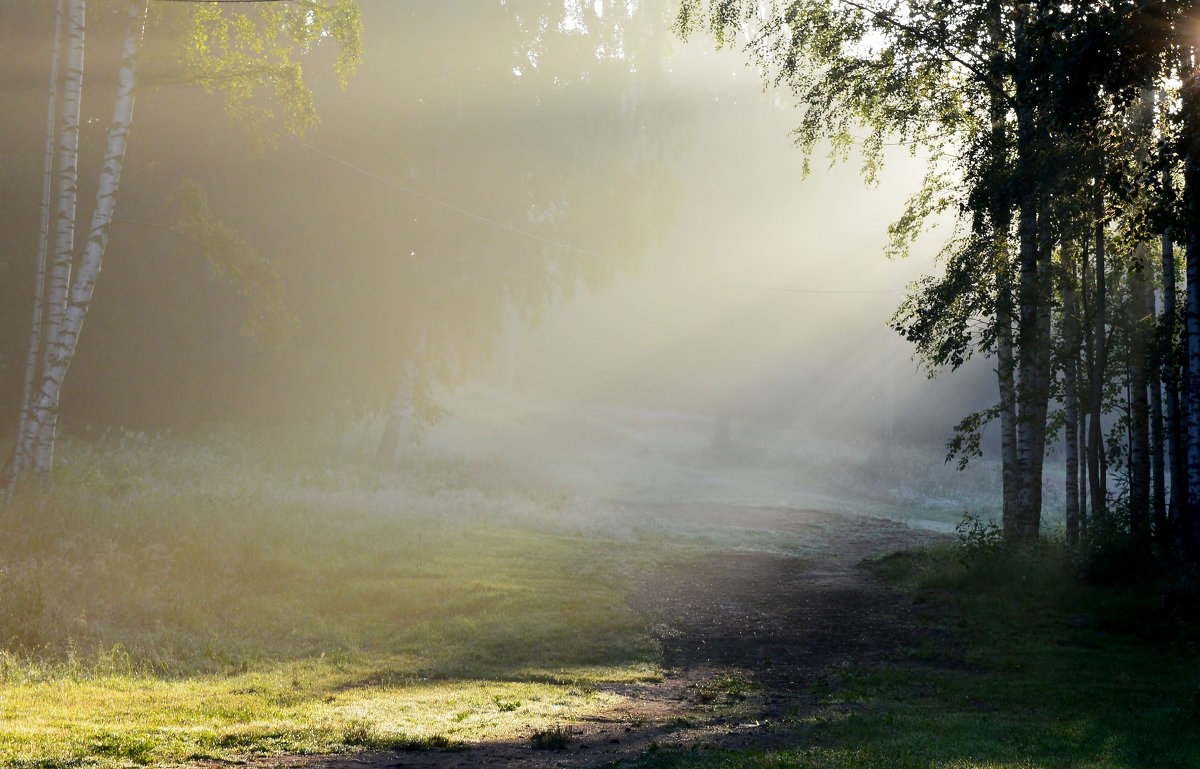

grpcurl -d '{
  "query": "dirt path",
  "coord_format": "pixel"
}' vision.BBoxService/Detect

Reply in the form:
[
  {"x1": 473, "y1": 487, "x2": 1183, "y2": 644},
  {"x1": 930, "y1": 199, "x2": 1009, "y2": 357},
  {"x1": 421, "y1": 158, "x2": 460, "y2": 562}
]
[{"x1": 234, "y1": 505, "x2": 940, "y2": 769}]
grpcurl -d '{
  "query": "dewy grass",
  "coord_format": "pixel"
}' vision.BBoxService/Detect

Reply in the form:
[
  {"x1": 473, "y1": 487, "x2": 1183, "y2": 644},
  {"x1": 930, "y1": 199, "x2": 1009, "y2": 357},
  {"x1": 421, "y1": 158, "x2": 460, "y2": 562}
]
[
  {"x1": 0, "y1": 666, "x2": 637, "y2": 765},
  {"x1": 0, "y1": 428, "x2": 667, "y2": 766}
]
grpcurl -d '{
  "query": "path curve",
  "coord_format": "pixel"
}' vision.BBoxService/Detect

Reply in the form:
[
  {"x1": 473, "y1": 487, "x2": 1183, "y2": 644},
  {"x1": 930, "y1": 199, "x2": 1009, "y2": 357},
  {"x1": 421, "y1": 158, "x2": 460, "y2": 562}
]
[{"x1": 208, "y1": 505, "x2": 940, "y2": 769}]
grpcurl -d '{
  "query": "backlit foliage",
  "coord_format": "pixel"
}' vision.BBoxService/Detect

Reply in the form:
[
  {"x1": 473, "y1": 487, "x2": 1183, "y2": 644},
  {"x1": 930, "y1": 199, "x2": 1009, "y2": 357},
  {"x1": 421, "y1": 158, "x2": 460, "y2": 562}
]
[{"x1": 180, "y1": 0, "x2": 362, "y2": 145}]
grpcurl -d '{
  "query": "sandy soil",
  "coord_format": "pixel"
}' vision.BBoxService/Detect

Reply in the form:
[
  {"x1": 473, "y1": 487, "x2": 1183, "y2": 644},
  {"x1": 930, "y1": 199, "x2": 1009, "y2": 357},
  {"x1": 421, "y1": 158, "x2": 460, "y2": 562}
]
[{"x1": 213, "y1": 504, "x2": 941, "y2": 769}]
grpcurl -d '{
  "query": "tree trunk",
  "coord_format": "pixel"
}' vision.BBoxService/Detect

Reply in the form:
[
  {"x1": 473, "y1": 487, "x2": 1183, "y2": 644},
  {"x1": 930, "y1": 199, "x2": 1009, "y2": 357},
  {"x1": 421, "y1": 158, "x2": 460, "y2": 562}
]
[
  {"x1": 1183, "y1": 60, "x2": 1200, "y2": 559},
  {"x1": 5, "y1": 0, "x2": 148, "y2": 495},
  {"x1": 1014, "y1": 191, "x2": 1043, "y2": 542},
  {"x1": 1128, "y1": 253, "x2": 1152, "y2": 540},
  {"x1": 998, "y1": 295, "x2": 1019, "y2": 532},
  {"x1": 1163, "y1": 175, "x2": 1184, "y2": 538},
  {"x1": 1079, "y1": 393, "x2": 1089, "y2": 535},
  {"x1": 1148, "y1": 271, "x2": 1167, "y2": 542},
  {"x1": 1089, "y1": 175, "x2": 1109, "y2": 525},
  {"x1": 36, "y1": 0, "x2": 88, "y2": 476},
  {"x1": 986, "y1": 0, "x2": 1018, "y2": 535},
  {"x1": 1080, "y1": 226, "x2": 1094, "y2": 537},
  {"x1": 1011, "y1": 9, "x2": 1053, "y2": 542},
  {"x1": 7, "y1": 0, "x2": 85, "y2": 488},
  {"x1": 1063, "y1": 242, "x2": 1081, "y2": 545},
  {"x1": 4, "y1": 0, "x2": 65, "y2": 496},
  {"x1": 1028, "y1": 187, "x2": 1055, "y2": 540}
]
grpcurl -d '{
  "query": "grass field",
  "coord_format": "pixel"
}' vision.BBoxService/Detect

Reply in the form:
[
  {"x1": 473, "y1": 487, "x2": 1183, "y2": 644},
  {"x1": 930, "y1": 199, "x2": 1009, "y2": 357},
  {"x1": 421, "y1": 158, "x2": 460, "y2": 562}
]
[
  {"x1": 0, "y1": 424, "x2": 675, "y2": 766},
  {"x1": 0, "y1": 391, "x2": 1195, "y2": 767}
]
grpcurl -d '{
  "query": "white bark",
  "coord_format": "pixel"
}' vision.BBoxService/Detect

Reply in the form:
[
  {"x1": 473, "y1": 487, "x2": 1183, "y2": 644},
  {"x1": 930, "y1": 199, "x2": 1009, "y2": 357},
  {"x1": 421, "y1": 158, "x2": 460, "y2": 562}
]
[
  {"x1": 5, "y1": 0, "x2": 66, "y2": 494},
  {"x1": 15, "y1": 0, "x2": 148, "y2": 486},
  {"x1": 1128, "y1": 252, "x2": 1152, "y2": 535},
  {"x1": 45, "y1": 0, "x2": 84, "y2": 376},
  {"x1": 1063, "y1": 244, "x2": 1081, "y2": 544},
  {"x1": 1089, "y1": 221, "x2": 1108, "y2": 524},
  {"x1": 30, "y1": 0, "x2": 86, "y2": 475},
  {"x1": 986, "y1": 0, "x2": 1018, "y2": 534},
  {"x1": 1163, "y1": 183, "x2": 1183, "y2": 527}
]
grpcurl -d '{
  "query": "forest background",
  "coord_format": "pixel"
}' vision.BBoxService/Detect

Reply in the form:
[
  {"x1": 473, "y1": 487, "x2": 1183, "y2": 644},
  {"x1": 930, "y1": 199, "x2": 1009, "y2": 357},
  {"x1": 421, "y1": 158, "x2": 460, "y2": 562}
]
[{"x1": 0, "y1": 0, "x2": 987, "y2": 461}]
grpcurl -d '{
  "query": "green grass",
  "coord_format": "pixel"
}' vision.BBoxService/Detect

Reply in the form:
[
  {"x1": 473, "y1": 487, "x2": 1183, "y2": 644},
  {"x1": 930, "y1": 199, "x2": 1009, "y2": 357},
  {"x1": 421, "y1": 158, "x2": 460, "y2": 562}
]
[
  {"x1": 0, "y1": 428, "x2": 669, "y2": 766},
  {"x1": 629, "y1": 541, "x2": 1200, "y2": 769},
  {"x1": 4, "y1": 418, "x2": 1194, "y2": 768}
]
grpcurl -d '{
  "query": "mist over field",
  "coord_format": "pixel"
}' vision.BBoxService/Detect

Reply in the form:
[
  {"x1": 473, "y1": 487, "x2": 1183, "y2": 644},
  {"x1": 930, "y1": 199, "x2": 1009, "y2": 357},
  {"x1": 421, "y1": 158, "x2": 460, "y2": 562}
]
[{"x1": 3, "y1": 2, "x2": 1192, "y2": 768}]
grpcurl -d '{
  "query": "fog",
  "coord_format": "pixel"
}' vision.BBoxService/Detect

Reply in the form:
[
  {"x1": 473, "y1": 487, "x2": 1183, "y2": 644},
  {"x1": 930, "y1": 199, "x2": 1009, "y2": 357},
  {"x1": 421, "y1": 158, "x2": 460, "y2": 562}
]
[
  {"x1": 0, "y1": 0, "x2": 998, "y2": 505},
  {"x1": 331, "y1": 0, "x2": 990, "y2": 435},
  {"x1": 0, "y1": 8, "x2": 1180, "y2": 766}
]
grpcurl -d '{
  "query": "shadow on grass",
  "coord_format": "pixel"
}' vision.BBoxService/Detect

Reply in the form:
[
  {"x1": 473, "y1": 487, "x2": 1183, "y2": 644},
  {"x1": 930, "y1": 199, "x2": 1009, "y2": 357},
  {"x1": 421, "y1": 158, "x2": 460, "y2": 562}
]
[{"x1": 617, "y1": 545, "x2": 1200, "y2": 769}]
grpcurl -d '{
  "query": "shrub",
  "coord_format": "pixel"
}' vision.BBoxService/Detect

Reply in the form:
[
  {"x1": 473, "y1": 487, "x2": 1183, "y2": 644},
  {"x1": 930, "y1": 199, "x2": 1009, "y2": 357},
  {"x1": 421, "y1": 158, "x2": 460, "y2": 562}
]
[
  {"x1": 954, "y1": 512, "x2": 1004, "y2": 565},
  {"x1": 1076, "y1": 503, "x2": 1154, "y2": 588}
]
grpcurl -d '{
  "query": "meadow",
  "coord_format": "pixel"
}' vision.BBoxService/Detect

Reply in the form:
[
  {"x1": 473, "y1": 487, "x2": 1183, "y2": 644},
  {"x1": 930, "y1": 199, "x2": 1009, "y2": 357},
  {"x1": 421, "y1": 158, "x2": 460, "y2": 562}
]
[
  {"x1": 0, "y1": 419, "x2": 674, "y2": 766},
  {"x1": 0, "y1": 389, "x2": 1191, "y2": 768}
]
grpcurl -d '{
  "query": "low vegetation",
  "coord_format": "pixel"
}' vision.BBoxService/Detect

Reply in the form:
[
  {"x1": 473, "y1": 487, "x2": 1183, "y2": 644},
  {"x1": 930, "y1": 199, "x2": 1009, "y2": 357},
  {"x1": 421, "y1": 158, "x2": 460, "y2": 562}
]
[
  {"x1": 631, "y1": 534, "x2": 1200, "y2": 769},
  {"x1": 0, "y1": 426, "x2": 665, "y2": 767},
  {"x1": 1, "y1": 408, "x2": 1195, "y2": 768}
]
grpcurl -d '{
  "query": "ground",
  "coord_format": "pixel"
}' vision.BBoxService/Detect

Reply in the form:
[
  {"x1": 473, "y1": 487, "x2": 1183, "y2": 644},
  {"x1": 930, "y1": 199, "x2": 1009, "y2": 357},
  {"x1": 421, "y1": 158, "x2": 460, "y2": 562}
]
[{"x1": 210, "y1": 504, "x2": 939, "y2": 769}]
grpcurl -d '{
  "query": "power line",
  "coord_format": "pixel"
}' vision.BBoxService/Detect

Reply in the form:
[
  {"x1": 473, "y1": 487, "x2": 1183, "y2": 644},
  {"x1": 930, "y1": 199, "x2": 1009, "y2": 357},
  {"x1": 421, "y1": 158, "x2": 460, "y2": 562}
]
[{"x1": 285, "y1": 134, "x2": 902, "y2": 296}]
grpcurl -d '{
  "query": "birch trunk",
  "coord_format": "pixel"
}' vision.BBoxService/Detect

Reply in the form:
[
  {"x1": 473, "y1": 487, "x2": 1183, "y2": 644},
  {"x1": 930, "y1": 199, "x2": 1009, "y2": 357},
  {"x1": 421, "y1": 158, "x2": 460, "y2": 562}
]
[
  {"x1": 34, "y1": 0, "x2": 87, "y2": 475},
  {"x1": 1089, "y1": 177, "x2": 1109, "y2": 525},
  {"x1": 1079, "y1": 393, "x2": 1089, "y2": 535},
  {"x1": 1010, "y1": 9, "x2": 1053, "y2": 541},
  {"x1": 1063, "y1": 242, "x2": 1081, "y2": 545},
  {"x1": 1014, "y1": 184, "x2": 1042, "y2": 542},
  {"x1": 9, "y1": 0, "x2": 84, "y2": 486},
  {"x1": 1011, "y1": 81, "x2": 1034, "y2": 537},
  {"x1": 1129, "y1": 254, "x2": 1152, "y2": 539},
  {"x1": 997, "y1": 301, "x2": 1019, "y2": 530},
  {"x1": 1080, "y1": 225, "x2": 1094, "y2": 537},
  {"x1": 1163, "y1": 199, "x2": 1184, "y2": 535},
  {"x1": 1028, "y1": 190, "x2": 1055, "y2": 540},
  {"x1": 991, "y1": 206, "x2": 1017, "y2": 533},
  {"x1": 1184, "y1": 60, "x2": 1200, "y2": 558},
  {"x1": 4, "y1": 0, "x2": 66, "y2": 494},
  {"x1": 987, "y1": 0, "x2": 1018, "y2": 533},
  {"x1": 8, "y1": 0, "x2": 148, "y2": 491},
  {"x1": 1148, "y1": 274, "x2": 1167, "y2": 541}
]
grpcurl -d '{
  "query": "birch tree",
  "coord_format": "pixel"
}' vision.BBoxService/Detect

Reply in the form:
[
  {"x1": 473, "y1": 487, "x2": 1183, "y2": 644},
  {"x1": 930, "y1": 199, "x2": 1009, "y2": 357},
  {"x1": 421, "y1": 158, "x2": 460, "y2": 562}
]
[
  {"x1": 677, "y1": 0, "x2": 1189, "y2": 548},
  {"x1": 2, "y1": 0, "x2": 361, "y2": 496},
  {"x1": 4, "y1": 0, "x2": 148, "y2": 494}
]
